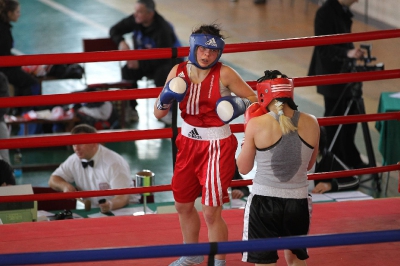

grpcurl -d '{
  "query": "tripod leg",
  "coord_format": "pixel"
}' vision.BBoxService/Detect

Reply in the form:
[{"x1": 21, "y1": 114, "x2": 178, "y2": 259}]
[
  {"x1": 355, "y1": 97, "x2": 381, "y2": 191},
  {"x1": 325, "y1": 83, "x2": 353, "y2": 154},
  {"x1": 328, "y1": 99, "x2": 353, "y2": 153}
]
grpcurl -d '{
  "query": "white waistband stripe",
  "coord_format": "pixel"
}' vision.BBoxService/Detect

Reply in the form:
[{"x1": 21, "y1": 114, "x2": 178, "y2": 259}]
[{"x1": 181, "y1": 121, "x2": 231, "y2": 140}]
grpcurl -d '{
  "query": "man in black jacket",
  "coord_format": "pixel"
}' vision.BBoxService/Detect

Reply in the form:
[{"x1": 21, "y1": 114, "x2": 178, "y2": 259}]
[
  {"x1": 308, "y1": 0, "x2": 367, "y2": 169},
  {"x1": 109, "y1": 0, "x2": 181, "y2": 123}
]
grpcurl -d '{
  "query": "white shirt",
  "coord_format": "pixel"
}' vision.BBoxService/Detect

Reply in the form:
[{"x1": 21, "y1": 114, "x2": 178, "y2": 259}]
[{"x1": 52, "y1": 145, "x2": 140, "y2": 206}]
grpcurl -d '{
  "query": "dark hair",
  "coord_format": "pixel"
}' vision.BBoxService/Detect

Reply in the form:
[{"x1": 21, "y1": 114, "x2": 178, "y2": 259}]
[
  {"x1": 71, "y1": 124, "x2": 97, "y2": 134},
  {"x1": 257, "y1": 70, "x2": 288, "y2": 82},
  {"x1": 0, "y1": 0, "x2": 19, "y2": 23},
  {"x1": 0, "y1": 159, "x2": 15, "y2": 185},
  {"x1": 137, "y1": 0, "x2": 155, "y2": 12},
  {"x1": 192, "y1": 23, "x2": 224, "y2": 39},
  {"x1": 257, "y1": 69, "x2": 298, "y2": 111}
]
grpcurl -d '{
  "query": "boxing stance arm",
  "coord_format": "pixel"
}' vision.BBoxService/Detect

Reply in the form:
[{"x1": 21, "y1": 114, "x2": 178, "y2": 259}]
[
  {"x1": 155, "y1": 77, "x2": 188, "y2": 111},
  {"x1": 244, "y1": 102, "x2": 265, "y2": 131},
  {"x1": 237, "y1": 103, "x2": 265, "y2": 174},
  {"x1": 216, "y1": 96, "x2": 252, "y2": 124},
  {"x1": 240, "y1": 102, "x2": 265, "y2": 147}
]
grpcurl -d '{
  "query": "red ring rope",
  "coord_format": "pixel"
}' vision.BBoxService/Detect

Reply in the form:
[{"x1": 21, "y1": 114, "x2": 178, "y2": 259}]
[
  {"x1": 0, "y1": 29, "x2": 399, "y2": 203},
  {"x1": 0, "y1": 112, "x2": 399, "y2": 149},
  {"x1": 0, "y1": 164, "x2": 399, "y2": 203},
  {"x1": 0, "y1": 70, "x2": 399, "y2": 109},
  {"x1": 0, "y1": 29, "x2": 398, "y2": 67}
]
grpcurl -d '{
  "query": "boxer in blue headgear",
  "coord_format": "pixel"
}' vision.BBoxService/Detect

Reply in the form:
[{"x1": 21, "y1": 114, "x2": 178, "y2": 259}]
[
  {"x1": 154, "y1": 24, "x2": 257, "y2": 266},
  {"x1": 188, "y1": 33, "x2": 225, "y2": 69}
]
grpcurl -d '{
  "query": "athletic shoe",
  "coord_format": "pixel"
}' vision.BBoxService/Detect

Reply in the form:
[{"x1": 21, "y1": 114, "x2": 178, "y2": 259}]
[{"x1": 169, "y1": 255, "x2": 204, "y2": 266}]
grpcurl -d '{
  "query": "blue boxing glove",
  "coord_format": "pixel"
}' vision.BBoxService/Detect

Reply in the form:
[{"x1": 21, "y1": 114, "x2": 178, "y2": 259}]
[
  {"x1": 216, "y1": 96, "x2": 252, "y2": 124},
  {"x1": 156, "y1": 77, "x2": 188, "y2": 110}
]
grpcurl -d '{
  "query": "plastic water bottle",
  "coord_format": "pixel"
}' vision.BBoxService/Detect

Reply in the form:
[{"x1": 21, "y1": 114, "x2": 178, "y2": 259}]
[{"x1": 13, "y1": 150, "x2": 23, "y2": 177}]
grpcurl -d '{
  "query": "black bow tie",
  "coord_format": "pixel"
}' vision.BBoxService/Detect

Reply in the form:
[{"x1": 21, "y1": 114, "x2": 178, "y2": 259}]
[{"x1": 82, "y1": 160, "x2": 94, "y2": 168}]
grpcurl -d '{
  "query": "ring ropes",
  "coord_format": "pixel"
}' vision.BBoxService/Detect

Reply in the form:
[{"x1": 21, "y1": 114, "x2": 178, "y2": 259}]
[
  {"x1": 0, "y1": 29, "x2": 399, "y2": 202},
  {"x1": 0, "y1": 29, "x2": 400, "y2": 265},
  {"x1": 0, "y1": 229, "x2": 399, "y2": 265}
]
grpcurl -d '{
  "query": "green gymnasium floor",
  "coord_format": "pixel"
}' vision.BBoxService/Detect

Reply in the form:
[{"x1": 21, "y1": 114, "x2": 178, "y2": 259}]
[{"x1": 7, "y1": 0, "x2": 400, "y2": 202}]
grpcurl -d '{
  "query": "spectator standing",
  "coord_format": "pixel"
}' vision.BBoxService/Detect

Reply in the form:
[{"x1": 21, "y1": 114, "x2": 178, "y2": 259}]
[
  {"x1": 308, "y1": 0, "x2": 366, "y2": 170},
  {"x1": 109, "y1": 0, "x2": 181, "y2": 123},
  {"x1": 48, "y1": 124, "x2": 140, "y2": 213}
]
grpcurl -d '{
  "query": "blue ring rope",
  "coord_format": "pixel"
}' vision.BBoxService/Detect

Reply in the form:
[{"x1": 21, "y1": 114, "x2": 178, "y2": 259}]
[{"x1": 0, "y1": 229, "x2": 399, "y2": 265}]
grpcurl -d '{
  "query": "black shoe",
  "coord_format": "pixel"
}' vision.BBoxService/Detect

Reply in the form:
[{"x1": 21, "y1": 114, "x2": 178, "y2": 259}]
[
  {"x1": 54, "y1": 209, "x2": 73, "y2": 220},
  {"x1": 353, "y1": 162, "x2": 369, "y2": 169}
]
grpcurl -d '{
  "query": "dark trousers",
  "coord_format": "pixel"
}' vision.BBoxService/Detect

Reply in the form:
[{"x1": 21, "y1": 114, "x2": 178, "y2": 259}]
[
  {"x1": 0, "y1": 67, "x2": 39, "y2": 96},
  {"x1": 323, "y1": 96, "x2": 363, "y2": 168},
  {"x1": 121, "y1": 64, "x2": 170, "y2": 110}
]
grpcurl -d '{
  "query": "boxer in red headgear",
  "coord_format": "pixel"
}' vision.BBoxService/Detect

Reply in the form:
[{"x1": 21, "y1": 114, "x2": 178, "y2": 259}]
[
  {"x1": 238, "y1": 70, "x2": 320, "y2": 266},
  {"x1": 243, "y1": 70, "x2": 297, "y2": 132}
]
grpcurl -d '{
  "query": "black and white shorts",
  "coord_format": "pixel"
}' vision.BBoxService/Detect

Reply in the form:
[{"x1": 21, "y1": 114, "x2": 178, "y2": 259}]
[{"x1": 242, "y1": 194, "x2": 312, "y2": 264}]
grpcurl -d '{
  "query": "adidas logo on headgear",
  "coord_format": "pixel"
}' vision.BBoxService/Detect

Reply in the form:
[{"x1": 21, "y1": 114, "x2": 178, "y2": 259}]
[
  {"x1": 188, "y1": 128, "x2": 202, "y2": 139},
  {"x1": 178, "y1": 71, "x2": 185, "y2": 78},
  {"x1": 205, "y1": 38, "x2": 217, "y2": 47}
]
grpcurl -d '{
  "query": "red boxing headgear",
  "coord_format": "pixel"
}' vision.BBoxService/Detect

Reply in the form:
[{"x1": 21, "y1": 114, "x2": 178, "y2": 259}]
[{"x1": 256, "y1": 77, "x2": 294, "y2": 113}]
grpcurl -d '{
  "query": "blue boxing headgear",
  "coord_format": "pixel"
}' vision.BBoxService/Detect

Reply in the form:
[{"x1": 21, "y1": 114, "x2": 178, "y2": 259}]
[{"x1": 188, "y1": 33, "x2": 225, "y2": 69}]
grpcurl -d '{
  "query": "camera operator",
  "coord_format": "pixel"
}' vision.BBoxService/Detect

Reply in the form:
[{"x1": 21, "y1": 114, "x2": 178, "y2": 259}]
[{"x1": 308, "y1": 0, "x2": 367, "y2": 170}]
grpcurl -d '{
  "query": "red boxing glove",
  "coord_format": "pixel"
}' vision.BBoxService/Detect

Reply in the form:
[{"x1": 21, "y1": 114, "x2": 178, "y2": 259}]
[{"x1": 244, "y1": 102, "x2": 265, "y2": 131}]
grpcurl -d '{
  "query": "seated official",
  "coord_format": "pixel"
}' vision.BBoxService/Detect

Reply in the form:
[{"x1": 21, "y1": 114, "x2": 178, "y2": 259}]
[
  {"x1": 0, "y1": 159, "x2": 15, "y2": 186},
  {"x1": 48, "y1": 124, "x2": 140, "y2": 213}
]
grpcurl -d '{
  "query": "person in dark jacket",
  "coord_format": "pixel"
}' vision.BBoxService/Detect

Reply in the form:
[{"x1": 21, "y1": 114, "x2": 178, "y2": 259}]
[
  {"x1": 308, "y1": 0, "x2": 367, "y2": 170},
  {"x1": 109, "y1": 0, "x2": 181, "y2": 122},
  {"x1": 0, "y1": 0, "x2": 40, "y2": 98}
]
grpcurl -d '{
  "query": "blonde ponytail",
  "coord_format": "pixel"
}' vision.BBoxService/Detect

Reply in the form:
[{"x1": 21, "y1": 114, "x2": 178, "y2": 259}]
[{"x1": 275, "y1": 100, "x2": 297, "y2": 135}]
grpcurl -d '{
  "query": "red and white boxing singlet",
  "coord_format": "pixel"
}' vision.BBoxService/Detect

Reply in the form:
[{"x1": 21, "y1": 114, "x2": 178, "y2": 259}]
[{"x1": 172, "y1": 62, "x2": 237, "y2": 206}]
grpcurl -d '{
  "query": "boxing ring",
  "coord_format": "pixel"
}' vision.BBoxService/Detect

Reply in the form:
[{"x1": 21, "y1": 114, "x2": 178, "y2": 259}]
[{"x1": 1, "y1": 29, "x2": 400, "y2": 265}]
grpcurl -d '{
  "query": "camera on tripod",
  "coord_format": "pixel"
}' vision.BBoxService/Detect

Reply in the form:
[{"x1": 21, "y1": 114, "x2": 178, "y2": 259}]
[{"x1": 352, "y1": 44, "x2": 384, "y2": 72}]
